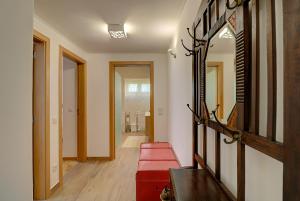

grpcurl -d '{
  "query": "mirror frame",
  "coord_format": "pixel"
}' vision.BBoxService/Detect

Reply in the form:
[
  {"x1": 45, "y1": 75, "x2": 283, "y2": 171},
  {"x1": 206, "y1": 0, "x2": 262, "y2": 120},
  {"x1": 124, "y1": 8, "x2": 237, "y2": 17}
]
[
  {"x1": 197, "y1": 8, "x2": 250, "y2": 133},
  {"x1": 203, "y1": 16, "x2": 237, "y2": 129},
  {"x1": 187, "y1": 0, "x2": 285, "y2": 200},
  {"x1": 188, "y1": 2, "x2": 251, "y2": 200}
]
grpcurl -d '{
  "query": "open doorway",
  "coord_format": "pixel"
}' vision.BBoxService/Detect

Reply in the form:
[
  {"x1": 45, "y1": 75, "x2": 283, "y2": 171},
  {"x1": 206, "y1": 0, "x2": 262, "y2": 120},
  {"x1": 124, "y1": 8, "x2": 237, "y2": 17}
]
[
  {"x1": 58, "y1": 46, "x2": 87, "y2": 187},
  {"x1": 206, "y1": 62, "x2": 224, "y2": 119},
  {"x1": 110, "y1": 61, "x2": 154, "y2": 160},
  {"x1": 32, "y1": 30, "x2": 50, "y2": 200}
]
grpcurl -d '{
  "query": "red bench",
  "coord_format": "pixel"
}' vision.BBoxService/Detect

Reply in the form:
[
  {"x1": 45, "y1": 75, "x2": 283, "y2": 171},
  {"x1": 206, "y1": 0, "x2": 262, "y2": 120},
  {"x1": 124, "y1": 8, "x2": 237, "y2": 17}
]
[
  {"x1": 139, "y1": 148, "x2": 177, "y2": 161},
  {"x1": 140, "y1": 142, "x2": 171, "y2": 149},
  {"x1": 136, "y1": 142, "x2": 180, "y2": 201}
]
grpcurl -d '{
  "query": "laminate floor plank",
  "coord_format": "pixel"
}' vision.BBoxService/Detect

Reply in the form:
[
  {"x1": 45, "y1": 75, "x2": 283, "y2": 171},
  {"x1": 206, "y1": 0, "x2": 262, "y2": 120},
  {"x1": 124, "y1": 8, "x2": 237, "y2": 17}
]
[{"x1": 46, "y1": 148, "x2": 139, "y2": 201}]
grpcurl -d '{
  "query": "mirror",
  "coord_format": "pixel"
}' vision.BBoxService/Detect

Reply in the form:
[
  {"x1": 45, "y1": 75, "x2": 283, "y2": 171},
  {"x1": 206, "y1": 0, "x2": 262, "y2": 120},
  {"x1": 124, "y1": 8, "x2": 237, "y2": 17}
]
[{"x1": 205, "y1": 22, "x2": 236, "y2": 124}]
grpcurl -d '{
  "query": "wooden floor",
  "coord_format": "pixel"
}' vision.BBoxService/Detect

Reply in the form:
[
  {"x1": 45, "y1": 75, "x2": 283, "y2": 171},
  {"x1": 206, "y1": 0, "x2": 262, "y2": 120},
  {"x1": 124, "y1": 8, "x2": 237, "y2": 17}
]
[
  {"x1": 122, "y1": 132, "x2": 149, "y2": 148},
  {"x1": 63, "y1": 160, "x2": 79, "y2": 177},
  {"x1": 47, "y1": 148, "x2": 139, "y2": 201}
]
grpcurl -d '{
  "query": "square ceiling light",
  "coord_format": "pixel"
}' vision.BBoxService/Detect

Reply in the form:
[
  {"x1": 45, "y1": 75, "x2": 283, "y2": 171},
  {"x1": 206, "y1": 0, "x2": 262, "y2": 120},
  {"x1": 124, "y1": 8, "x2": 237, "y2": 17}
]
[{"x1": 108, "y1": 24, "x2": 127, "y2": 39}]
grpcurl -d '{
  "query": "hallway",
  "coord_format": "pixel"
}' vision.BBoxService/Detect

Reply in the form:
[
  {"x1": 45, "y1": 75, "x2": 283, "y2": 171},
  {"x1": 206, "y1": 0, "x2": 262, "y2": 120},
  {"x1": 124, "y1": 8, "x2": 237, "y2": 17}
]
[
  {"x1": 48, "y1": 148, "x2": 139, "y2": 201},
  {"x1": 1, "y1": 0, "x2": 298, "y2": 201}
]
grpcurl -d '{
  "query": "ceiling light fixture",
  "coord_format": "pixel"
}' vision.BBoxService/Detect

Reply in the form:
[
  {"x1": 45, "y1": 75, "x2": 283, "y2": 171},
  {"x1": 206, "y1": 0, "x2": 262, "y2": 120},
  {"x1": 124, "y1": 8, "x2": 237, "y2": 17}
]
[
  {"x1": 219, "y1": 27, "x2": 234, "y2": 39},
  {"x1": 108, "y1": 24, "x2": 127, "y2": 39}
]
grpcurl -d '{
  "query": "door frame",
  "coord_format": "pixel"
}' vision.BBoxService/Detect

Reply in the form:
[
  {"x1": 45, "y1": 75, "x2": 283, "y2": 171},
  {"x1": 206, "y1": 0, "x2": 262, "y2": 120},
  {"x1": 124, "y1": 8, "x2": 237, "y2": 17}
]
[
  {"x1": 207, "y1": 61, "x2": 224, "y2": 119},
  {"x1": 58, "y1": 46, "x2": 87, "y2": 186},
  {"x1": 33, "y1": 30, "x2": 51, "y2": 199},
  {"x1": 109, "y1": 61, "x2": 154, "y2": 160}
]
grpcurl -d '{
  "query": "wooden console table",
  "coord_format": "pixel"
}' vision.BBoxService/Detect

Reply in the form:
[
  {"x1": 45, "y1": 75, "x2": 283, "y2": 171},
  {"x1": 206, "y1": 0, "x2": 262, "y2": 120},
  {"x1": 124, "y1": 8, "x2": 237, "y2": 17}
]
[{"x1": 170, "y1": 169, "x2": 231, "y2": 201}]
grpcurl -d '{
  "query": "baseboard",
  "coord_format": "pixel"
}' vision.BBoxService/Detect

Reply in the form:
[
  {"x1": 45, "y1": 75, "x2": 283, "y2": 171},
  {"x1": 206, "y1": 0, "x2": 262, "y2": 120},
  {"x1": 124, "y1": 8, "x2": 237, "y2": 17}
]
[
  {"x1": 64, "y1": 156, "x2": 110, "y2": 161},
  {"x1": 63, "y1": 157, "x2": 78, "y2": 160},
  {"x1": 50, "y1": 182, "x2": 60, "y2": 196},
  {"x1": 87, "y1": 157, "x2": 110, "y2": 161},
  {"x1": 171, "y1": 146, "x2": 182, "y2": 167}
]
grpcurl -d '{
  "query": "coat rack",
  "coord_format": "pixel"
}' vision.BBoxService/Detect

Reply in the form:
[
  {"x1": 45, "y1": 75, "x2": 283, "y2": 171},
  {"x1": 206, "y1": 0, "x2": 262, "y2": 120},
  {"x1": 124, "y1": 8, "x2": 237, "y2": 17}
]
[
  {"x1": 187, "y1": 104, "x2": 202, "y2": 124},
  {"x1": 181, "y1": 19, "x2": 206, "y2": 57},
  {"x1": 226, "y1": 0, "x2": 250, "y2": 10},
  {"x1": 181, "y1": 39, "x2": 196, "y2": 57},
  {"x1": 211, "y1": 110, "x2": 243, "y2": 144}
]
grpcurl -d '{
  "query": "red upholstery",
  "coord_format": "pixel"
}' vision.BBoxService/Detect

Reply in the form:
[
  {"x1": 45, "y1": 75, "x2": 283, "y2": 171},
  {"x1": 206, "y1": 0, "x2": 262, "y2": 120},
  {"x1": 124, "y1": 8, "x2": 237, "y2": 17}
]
[
  {"x1": 140, "y1": 142, "x2": 171, "y2": 149},
  {"x1": 139, "y1": 148, "x2": 177, "y2": 161},
  {"x1": 136, "y1": 143, "x2": 180, "y2": 201},
  {"x1": 136, "y1": 160, "x2": 180, "y2": 201},
  {"x1": 138, "y1": 160, "x2": 180, "y2": 171}
]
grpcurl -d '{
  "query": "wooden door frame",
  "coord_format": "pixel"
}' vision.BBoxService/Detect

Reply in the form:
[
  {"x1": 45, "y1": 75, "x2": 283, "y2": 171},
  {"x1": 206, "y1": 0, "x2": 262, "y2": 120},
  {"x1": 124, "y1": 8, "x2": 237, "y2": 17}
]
[
  {"x1": 33, "y1": 30, "x2": 51, "y2": 199},
  {"x1": 109, "y1": 61, "x2": 154, "y2": 160},
  {"x1": 207, "y1": 61, "x2": 224, "y2": 119},
  {"x1": 59, "y1": 46, "x2": 87, "y2": 186}
]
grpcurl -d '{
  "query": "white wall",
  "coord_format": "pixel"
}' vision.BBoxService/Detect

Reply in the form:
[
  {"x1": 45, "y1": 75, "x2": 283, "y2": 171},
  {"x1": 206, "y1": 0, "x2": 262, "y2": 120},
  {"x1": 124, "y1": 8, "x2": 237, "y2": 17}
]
[
  {"x1": 258, "y1": 0, "x2": 284, "y2": 143},
  {"x1": 168, "y1": 0, "x2": 202, "y2": 166},
  {"x1": 63, "y1": 57, "x2": 78, "y2": 157},
  {"x1": 0, "y1": 0, "x2": 34, "y2": 201},
  {"x1": 34, "y1": 15, "x2": 169, "y2": 187},
  {"x1": 258, "y1": 0, "x2": 268, "y2": 138},
  {"x1": 34, "y1": 15, "x2": 90, "y2": 188},
  {"x1": 275, "y1": 0, "x2": 284, "y2": 143},
  {"x1": 245, "y1": 147, "x2": 283, "y2": 201},
  {"x1": 168, "y1": 0, "x2": 284, "y2": 200}
]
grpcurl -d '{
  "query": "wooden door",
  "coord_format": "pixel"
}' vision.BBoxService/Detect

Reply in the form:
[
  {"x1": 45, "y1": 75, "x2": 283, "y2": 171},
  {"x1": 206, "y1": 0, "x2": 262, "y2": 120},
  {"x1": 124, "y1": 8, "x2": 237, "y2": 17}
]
[{"x1": 33, "y1": 41, "x2": 46, "y2": 199}]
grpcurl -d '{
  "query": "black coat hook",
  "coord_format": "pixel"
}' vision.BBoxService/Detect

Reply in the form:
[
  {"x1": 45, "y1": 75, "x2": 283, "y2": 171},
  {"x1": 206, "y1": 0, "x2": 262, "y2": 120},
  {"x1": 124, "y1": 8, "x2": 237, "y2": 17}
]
[
  {"x1": 187, "y1": 28, "x2": 205, "y2": 45},
  {"x1": 211, "y1": 110, "x2": 242, "y2": 144},
  {"x1": 195, "y1": 18, "x2": 202, "y2": 29},
  {"x1": 181, "y1": 39, "x2": 195, "y2": 56},
  {"x1": 209, "y1": 104, "x2": 220, "y2": 117},
  {"x1": 187, "y1": 104, "x2": 202, "y2": 124},
  {"x1": 185, "y1": 52, "x2": 194, "y2": 57},
  {"x1": 226, "y1": 0, "x2": 242, "y2": 10},
  {"x1": 181, "y1": 39, "x2": 193, "y2": 52}
]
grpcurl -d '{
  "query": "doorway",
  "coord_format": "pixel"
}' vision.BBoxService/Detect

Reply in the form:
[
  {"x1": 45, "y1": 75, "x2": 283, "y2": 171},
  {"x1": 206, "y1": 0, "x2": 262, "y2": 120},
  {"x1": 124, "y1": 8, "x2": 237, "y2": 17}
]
[
  {"x1": 206, "y1": 62, "x2": 224, "y2": 119},
  {"x1": 32, "y1": 30, "x2": 50, "y2": 200},
  {"x1": 109, "y1": 61, "x2": 154, "y2": 160},
  {"x1": 58, "y1": 46, "x2": 87, "y2": 187}
]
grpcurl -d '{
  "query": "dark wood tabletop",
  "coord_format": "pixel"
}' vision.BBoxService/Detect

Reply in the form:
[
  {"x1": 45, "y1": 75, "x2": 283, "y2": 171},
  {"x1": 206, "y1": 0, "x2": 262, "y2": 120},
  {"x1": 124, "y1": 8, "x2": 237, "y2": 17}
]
[{"x1": 170, "y1": 169, "x2": 231, "y2": 201}]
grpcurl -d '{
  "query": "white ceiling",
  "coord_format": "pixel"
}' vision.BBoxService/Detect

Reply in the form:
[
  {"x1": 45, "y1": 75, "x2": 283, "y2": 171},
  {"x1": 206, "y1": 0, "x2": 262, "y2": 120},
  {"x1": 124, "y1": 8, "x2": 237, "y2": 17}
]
[{"x1": 34, "y1": 0, "x2": 187, "y2": 53}]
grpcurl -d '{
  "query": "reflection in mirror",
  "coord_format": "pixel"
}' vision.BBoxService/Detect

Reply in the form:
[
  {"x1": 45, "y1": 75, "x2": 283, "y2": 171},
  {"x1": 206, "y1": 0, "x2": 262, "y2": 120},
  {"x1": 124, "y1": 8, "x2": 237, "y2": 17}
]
[{"x1": 206, "y1": 23, "x2": 236, "y2": 124}]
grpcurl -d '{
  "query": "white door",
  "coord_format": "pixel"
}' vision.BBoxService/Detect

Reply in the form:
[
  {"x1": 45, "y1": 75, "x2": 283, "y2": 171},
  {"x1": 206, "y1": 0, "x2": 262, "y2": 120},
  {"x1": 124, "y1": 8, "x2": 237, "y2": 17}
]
[{"x1": 63, "y1": 57, "x2": 78, "y2": 157}]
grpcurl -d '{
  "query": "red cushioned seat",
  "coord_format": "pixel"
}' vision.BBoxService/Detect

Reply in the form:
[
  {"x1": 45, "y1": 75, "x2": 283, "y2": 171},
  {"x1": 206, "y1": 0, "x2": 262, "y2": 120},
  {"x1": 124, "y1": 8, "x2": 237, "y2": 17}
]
[
  {"x1": 136, "y1": 160, "x2": 180, "y2": 201},
  {"x1": 138, "y1": 160, "x2": 180, "y2": 171},
  {"x1": 140, "y1": 142, "x2": 171, "y2": 149},
  {"x1": 139, "y1": 148, "x2": 176, "y2": 161}
]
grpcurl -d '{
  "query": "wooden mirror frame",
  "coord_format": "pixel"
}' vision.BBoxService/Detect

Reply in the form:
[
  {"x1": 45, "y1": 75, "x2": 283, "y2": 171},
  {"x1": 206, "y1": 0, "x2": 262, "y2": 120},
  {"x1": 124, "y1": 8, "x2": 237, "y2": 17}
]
[
  {"x1": 196, "y1": 3, "x2": 248, "y2": 200},
  {"x1": 202, "y1": 16, "x2": 237, "y2": 130}
]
